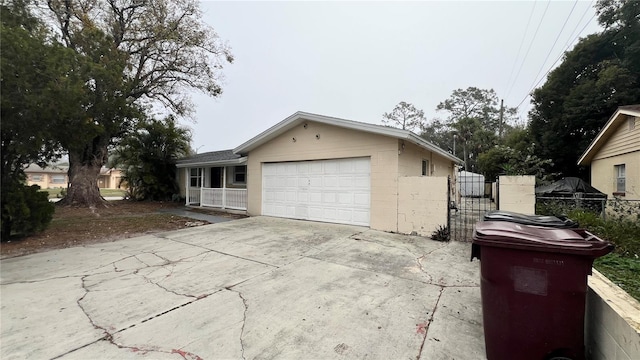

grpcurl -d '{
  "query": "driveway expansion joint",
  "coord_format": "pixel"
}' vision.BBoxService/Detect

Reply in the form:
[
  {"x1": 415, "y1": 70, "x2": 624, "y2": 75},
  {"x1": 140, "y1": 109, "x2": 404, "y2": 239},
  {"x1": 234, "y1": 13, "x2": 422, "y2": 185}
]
[
  {"x1": 0, "y1": 275, "x2": 84, "y2": 286},
  {"x1": 166, "y1": 237, "x2": 279, "y2": 268}
]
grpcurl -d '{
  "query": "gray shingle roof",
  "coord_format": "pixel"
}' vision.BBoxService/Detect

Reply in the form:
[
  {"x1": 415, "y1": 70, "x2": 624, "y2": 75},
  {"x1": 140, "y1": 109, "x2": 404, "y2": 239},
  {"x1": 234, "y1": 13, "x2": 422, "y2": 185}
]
[{"x1": 176, "y1": 149, "x2": 244, "y2": 166}]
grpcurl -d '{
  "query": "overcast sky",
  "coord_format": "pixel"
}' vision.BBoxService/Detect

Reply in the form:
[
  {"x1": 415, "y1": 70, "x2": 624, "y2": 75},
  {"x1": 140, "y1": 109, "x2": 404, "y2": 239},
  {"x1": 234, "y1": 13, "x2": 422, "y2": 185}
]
[{"x1": 187, "y1": 1, "x2": 602, "y2": 153}]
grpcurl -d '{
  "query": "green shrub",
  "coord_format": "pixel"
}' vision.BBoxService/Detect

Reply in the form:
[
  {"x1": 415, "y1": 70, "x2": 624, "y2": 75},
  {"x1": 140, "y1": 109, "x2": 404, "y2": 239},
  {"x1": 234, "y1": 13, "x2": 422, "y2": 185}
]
[
  {"x1": 538, "y1": 199, "x2": 639, "y2": 301},
  {"x1": 1, "y1": 184, "x2": 55, "y2": 240},
  {"x1": 430, "y1": 225, "x2": 450, "y2": 242},
  {"x1": 567, "y1": 209, "x2": 640, "y2": 258}
]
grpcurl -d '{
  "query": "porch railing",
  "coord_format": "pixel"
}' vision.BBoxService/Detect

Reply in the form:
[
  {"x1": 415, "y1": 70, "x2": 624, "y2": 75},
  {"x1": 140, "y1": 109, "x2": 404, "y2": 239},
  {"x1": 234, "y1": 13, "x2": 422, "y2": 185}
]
[{"x1": 188, "y1": 187, "x2": 247, "y2": 210}]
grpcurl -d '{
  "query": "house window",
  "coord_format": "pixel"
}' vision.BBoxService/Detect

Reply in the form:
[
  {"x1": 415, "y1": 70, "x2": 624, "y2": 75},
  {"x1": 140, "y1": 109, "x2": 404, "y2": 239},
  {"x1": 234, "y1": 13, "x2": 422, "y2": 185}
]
[
  {"x1": 51, "y1": 174, "x2": 65, "y2": 184},
  {"x1": 629, "y1": 116, "x2": 636, "y2": 131},
  {"x1": 233, "y1": 166, "x2": 246, "y2": 184},
  {"x1": 615, "y1": 164, "x2": 625, "y2": 194},
  {"x1": 190, "y1": 168, "x2": 202, "y2": 187},
  {"x1": 31, "y1": 174, "x2": 43, "y2": 182},
  {"x1": 422, "y1": 160, "x2": 430, "y2": 176}
]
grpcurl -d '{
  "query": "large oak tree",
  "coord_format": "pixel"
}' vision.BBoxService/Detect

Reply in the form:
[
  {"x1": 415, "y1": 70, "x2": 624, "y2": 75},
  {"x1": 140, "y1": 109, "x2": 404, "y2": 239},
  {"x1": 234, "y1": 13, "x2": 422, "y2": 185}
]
[{"x1": 41, "y1": 0, "x2": 233, "y2": 206}]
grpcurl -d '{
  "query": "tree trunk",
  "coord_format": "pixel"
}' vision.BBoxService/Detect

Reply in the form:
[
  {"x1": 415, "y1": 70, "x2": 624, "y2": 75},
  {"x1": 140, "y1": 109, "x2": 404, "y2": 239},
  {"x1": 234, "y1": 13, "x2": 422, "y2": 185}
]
[{"x1": 58, "y1": 141, "x2": 109, "y2": 207}]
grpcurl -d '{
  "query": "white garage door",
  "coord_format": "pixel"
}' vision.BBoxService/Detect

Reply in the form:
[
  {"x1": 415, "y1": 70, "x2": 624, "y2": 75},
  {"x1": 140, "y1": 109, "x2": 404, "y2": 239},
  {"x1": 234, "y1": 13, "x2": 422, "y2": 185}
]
[{"x1": 262, "y1": 157, "x2": 370, "y2": 226}]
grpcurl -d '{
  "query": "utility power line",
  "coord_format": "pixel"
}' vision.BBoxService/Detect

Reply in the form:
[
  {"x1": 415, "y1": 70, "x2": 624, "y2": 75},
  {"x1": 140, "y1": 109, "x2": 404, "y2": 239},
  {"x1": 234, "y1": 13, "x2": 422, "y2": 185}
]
[
  {"x1": 505, "y1": 0, "x2": 551, "y2": 100},
  {"x1": 503, "y1": 1, "x2": 538, "y2": 98},
  {"x1": 526, "y1": 0, "x2": 580, "y2": 97},
  {"x1": 515, "y1": 11, "x2": 597, "y2": 111}
]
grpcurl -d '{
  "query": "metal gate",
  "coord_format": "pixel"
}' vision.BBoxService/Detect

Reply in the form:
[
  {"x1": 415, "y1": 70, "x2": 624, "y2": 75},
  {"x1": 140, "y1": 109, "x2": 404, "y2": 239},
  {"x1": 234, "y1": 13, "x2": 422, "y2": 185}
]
[{"x1": 449, "y1": 170, "x2": 497, "y2": 242}]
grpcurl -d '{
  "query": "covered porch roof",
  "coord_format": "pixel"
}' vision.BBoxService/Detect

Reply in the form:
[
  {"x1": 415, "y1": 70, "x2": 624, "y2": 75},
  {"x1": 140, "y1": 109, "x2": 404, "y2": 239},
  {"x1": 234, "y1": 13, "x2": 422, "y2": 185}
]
[{"x1": 177, "y1": 149, "x2": 247, "y2": 168}]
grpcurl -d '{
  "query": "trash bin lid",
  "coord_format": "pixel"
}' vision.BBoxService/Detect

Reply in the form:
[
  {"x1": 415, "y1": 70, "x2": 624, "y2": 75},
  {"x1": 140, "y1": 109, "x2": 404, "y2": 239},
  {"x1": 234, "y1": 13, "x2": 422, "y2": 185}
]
[
  {"x1": 473, "y1": 221, "x2": 613, "y2": 256},
  {"x1": 483, "y1": 210, "x2": 577, "y2": 228}
]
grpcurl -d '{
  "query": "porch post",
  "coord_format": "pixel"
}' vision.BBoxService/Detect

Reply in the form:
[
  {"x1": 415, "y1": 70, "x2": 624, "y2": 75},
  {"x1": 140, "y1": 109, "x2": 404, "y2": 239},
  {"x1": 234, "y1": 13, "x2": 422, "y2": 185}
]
[
  {"x1": 200, "y1": 167, "x2": 205, "y2": 208},
  {"x1": 184, "y1": 167, "x2": 189, "y2": 205},
  {"x1": 222, "y1": 166, "x2": 227, "y2": 209}
]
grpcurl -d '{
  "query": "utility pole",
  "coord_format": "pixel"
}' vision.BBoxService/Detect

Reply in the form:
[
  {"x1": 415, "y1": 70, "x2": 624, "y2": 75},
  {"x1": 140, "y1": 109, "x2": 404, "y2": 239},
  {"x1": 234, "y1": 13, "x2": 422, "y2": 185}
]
[{"x1": 499, "y1": 99, "x2": 504, "y2": 138}]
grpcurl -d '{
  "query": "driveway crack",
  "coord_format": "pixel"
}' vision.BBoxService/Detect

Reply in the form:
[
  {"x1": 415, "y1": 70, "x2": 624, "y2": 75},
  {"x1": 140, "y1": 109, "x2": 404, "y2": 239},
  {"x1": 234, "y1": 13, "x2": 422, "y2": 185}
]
[
  {"x1": 73, "y1": 275, "x2": 111, "y2": 347},
  {"x1": 416, "y1": 286, "x2": 444, "y2": 360},
  {"x1": 225, "y1": 287, "x2": 249, "y2": 360}
]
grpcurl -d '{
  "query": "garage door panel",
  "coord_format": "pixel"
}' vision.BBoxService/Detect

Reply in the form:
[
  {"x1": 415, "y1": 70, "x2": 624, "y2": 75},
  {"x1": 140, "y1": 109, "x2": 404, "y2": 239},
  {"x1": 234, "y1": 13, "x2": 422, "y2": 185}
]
[
  {"x1": 355, "y1": 159, "x2": 370, "y2": 172},
  {"x1": 353, "y1": 211, "x2": 369, "y2": 224},
  {"x1": 285, "y1": 191, "x2": 296, "y2": 202},
  {"x1": 297, "y1": 162, "x2": 309, "y2": 173},
  {"x1": 323, "y1": 161, "x2": 339, "y2": 173},
  {"x1": 323, "y1": 192, "x2": 336, "y2": 204},
  {"x1": 354, "y1": 193, "x2": 370, "y2": 206},
  {"x1": 337, "y1": 209, "x2": 354, "y2": 222},
  {"x1": 295, "y1": 206, "x2": 308, "y2": 218},
  {"x1": 262, "y1": 158, "x2": 370, "y2": 226},
  {"x1": 309, "y1": 191, "x2": 322, "y2": 204},
  {"x1": 324, "y1": 175, "x2": 339, "y2": 188},
  {"x1": 338, "y1": 193, "x2": 354, "y2": 205},
  {"x1": 354, "y1": 175, "x2": 369, "y2": 188},
  {"x1": 309, "y1": 176, "x2": 322, "y2": 187},
  {"x1": 310, "y1": 162, "x2": 323, "y2": 174}
]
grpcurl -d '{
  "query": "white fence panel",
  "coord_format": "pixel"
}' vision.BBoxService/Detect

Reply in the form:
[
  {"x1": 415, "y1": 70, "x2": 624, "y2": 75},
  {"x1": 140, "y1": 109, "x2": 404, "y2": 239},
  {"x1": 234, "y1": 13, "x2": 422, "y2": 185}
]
[
  {"x1": 188, "y1": 188, "x2": 201, "y2": 205},
  {"x1": 225, "y1": 189, "x2": 247, "y2": 210}
]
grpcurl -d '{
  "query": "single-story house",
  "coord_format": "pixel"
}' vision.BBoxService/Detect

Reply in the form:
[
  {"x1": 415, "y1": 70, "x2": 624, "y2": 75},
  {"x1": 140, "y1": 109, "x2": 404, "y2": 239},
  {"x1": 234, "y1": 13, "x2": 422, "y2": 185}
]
[
  {"x1": 25, "y1": 164, "x2": 69, "y2": 188},
  {"x1": 578, "y1": 105, "x2": 640, "y2": 200},
  {"x1": 178, "y1": 111, "x2": 462, "y2": 235},
  {"x1": 25, "y1": 164, "x2": 125, "y2": 190}
]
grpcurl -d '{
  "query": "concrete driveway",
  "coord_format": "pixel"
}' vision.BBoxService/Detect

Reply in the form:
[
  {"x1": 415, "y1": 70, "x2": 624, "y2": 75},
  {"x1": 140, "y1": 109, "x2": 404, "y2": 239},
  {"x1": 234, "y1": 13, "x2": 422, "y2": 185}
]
[{"x1": 0, "y1": 217, "x2": 485, "y2": 359}]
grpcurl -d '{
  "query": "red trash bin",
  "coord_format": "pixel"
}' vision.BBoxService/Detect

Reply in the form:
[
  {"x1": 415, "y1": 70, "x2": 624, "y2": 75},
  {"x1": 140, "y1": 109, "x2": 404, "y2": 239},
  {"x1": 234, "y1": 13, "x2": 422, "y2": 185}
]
[{"x1": 471, "y1": 221, "x2": 613, "y2": 360}]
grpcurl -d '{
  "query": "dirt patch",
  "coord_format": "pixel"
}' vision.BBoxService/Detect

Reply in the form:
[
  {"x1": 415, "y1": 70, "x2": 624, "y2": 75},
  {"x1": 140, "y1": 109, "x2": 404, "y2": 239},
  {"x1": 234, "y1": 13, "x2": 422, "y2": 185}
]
[{"x1": 0, "y1": 201, "x2": 208, "y2": 259}]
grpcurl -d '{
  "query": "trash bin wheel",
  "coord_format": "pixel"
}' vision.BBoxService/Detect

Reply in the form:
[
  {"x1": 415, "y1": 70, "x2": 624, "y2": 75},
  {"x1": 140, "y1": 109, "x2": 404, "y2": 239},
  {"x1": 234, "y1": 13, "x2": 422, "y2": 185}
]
[{"x1": 545, "y1": 348, "x2": 574, "y2": 360}]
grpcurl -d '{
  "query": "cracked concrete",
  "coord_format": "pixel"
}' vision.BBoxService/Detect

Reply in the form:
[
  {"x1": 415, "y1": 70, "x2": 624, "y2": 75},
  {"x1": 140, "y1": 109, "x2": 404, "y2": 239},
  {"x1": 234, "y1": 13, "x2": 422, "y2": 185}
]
[{"x1": 1, "y1": 216, "x2": 485, "y2": 359}]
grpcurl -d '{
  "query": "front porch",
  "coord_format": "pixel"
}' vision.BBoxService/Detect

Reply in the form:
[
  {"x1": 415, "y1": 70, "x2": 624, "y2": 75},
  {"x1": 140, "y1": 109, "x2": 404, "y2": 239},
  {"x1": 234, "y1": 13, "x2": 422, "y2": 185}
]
[
  {"x1": 177, "y1": 150, "x2": 248, "y2": 211},
  {"x1": 187, "y1": 187, "x2": 247, "y2": 210}
]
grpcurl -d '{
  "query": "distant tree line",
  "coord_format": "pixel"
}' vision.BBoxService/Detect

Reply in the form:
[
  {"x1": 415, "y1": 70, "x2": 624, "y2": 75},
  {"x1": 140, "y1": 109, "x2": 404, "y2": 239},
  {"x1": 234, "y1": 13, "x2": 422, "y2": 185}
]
[{"x1": 383, "y1": 0, "x2": 639, "y2": 183}]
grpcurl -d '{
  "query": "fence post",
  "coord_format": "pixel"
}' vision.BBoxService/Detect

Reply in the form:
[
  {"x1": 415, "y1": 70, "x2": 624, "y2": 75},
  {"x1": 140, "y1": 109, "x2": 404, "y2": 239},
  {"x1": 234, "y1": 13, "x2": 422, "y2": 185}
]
[
  {"x1": 496, "y1": 177, "x2": 500, "y2": 210},
  {"x1": 447, "y1": 175, "x2": 451, "y2": 241}
]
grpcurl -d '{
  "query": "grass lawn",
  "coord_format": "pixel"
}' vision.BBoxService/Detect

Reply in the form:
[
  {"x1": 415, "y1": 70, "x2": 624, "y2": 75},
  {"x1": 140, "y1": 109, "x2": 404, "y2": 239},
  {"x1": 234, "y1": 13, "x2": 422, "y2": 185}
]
[
  {"x1": 594, "y1": 253, "x2": 640, "y2": 301},
  {"x1": 1, "y1": 201, "x2": 246, "y2": 259},
  {"x1": 43, "y1": 188, "x2": 127, "y2": 199}
]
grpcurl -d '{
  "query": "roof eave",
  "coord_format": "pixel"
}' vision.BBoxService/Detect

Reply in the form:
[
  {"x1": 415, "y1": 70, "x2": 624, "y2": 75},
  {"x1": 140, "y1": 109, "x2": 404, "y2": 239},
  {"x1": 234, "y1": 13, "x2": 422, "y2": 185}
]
[
  {"x1": 233, "y1": 111, "x2": 463, "y2": 165},
  {"x1": 407, "y1": 133, "x2": 464, "y2": 165},
  {"x1": 176, "y1": 157, "x2": 247, "y2": 168},
  {"x1": 577, "y1": 106, "x2": 640, "y2": 165}
]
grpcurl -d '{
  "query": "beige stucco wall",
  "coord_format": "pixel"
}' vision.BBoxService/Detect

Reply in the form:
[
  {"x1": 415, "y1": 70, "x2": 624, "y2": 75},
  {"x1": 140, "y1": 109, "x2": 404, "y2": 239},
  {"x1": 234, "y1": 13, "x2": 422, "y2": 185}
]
[
  {"x1": 498, "y1": 175, "x2": 535, "y2": 214},
  {"x1": 27, "y1": 172, "x2": 68, "y2": 189},
  {"x1": 398, "y1": 142, "x2": 454, "y2": 177},
  {"x1": 98, "y1": 169, "x2": 124, "y2": 189},
  {"x1": 590, "y1": 152, "x2": 640, "y2": 200},
  {"x1": 585, "y1": 270, "x2": 640, "y2": 360},
  {"x1": 246, "y1": 120, "x2": 399, "y2": 232},
  {"x1": 397, "y1": 177, "x2": 448, "y2": 237}
]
